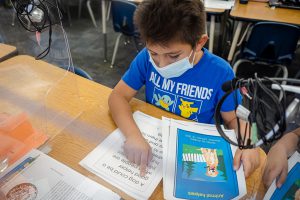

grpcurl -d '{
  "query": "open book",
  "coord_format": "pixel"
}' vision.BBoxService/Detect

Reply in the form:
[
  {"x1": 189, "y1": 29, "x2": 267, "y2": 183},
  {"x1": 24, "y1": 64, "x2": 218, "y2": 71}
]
[
  {"x1": 263, "y1": 151, "x2": 300, "y2": 200},
  {"x1": 162, "y1": 117, "x2": 247, "y2": 200},
  {"x1": 0, "y1": 149, "x2": 120, "y2": 200},
  {"x1": 80, "y1": 111, "x2": 247, "y2": 199}
]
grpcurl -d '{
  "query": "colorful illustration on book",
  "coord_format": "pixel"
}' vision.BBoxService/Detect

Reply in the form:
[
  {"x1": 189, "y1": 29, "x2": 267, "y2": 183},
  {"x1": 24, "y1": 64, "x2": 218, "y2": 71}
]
[
  {"x1": 174, "y1": 129, "x2": 239, "y2": 200},
  {"x1": 6, "y1": 183, "x2": 38, "y2": 200},
  {"x1": 270, "y1": 163, "x2": 300, "y2": 200},
  {"x1": 282, "y1": 180, "x2": 300, "y2": 200},
  {"x1": 181, "y1": 145, "x2": 227, "y2": 181}
]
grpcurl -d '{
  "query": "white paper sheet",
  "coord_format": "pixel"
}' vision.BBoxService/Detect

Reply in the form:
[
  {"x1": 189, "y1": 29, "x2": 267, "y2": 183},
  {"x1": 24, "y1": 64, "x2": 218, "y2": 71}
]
[
  {"x1": 162, "y1": 118, "x2": 246, "y2": 200},
  {"x1": 80, "y1": 111, "x2": 163, "y2": 200},
  {"x1": 205, "y1": 0, "x2": 235, "y2": 9},
  {"x1": 0, "y1": 149, "x2": 120, "y2": 200}
]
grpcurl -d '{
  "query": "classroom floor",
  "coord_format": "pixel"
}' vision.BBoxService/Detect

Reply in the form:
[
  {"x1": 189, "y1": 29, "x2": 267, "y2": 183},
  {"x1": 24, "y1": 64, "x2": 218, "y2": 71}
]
[{"x1": 0, "y1": 4, "x2": 299, "y2": 102}]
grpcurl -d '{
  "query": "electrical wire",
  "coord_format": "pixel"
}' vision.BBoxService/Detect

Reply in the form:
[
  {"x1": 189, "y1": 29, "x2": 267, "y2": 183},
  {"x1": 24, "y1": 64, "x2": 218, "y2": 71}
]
[
  {"x1": 12, "y1": 0, "x2": 60, "y2": 59},
  {"x1": 214, "y1": 76, "x2": 296, "y2": 149}
]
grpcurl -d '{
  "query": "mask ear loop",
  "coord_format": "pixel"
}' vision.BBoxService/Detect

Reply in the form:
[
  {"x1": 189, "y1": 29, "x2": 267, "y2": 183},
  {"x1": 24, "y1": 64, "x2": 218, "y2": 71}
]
[{"x1": 189, "y1": 49, "x2": 196, "y2": 66}]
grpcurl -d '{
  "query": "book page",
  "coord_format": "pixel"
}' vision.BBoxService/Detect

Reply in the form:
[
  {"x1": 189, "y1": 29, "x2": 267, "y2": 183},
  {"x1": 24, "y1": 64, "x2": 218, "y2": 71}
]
[
  {"x1": 163, "y1": 119, "x2": 246, "y2": 200},
  {"x1": 162, "y1": 118, "x2": 228, "y2": 199},
  {"x1": 0, "y1": 149, "x2": 120, "y2": 200},
  {"x1": 263, "y1": 151, "x2": 300, "y2": 200},
  {"x1": 80, "y1": 111, "x2": 163, "y2": 200}
]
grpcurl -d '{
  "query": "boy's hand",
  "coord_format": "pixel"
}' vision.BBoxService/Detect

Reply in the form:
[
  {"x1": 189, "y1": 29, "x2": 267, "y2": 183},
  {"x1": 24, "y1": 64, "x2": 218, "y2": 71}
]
[
  {"x1": 233, "y1": 148, "x2": 260, "y2": 178},
  {"x1": 123, "y1": 134, "x2": 153, "y2": 176},
  {"x1": 262, "y1": 143, "x2": 288, "y2": 188},
  {"x1": 0, "y1": 190, "x2": 6, "y2": 200}
]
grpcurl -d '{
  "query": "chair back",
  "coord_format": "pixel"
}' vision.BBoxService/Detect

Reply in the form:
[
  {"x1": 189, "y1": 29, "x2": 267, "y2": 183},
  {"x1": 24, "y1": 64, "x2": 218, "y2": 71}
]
[
  {"x1": 241, "y1": 22, "x2": 300, "y2": 64},
  {"x1": 74, "y1": 67, "x2": 93, "y2": 80},
  {"x1": 111, "y1": 0, "x2": 138, "y2": 37},
  {"x1": 61, "y1": 65, "x2": 93, "y2": 80}
]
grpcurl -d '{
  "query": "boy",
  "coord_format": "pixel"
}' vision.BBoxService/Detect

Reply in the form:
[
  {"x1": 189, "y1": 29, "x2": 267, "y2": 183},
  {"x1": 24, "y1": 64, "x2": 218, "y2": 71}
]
[
  {"x1": 263, "y1": 128, "x2": 300, "y2": 188},
  {"x1": 108, "y1": 0, "x2": 259, "y2": 176}
]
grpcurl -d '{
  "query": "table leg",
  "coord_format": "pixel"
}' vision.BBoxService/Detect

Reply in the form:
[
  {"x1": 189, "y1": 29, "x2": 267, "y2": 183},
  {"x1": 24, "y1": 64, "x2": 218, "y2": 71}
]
[
  {"x1": 227, "y1": 21, "x2": 243, "y2": 63},
  {"x1": 102, "y1": 0, "x2": 107, "y2": 62},
  {"x1": 209, "y1": 15, "x2": 215, "y2": 53},
  {"x1": 87, "y1": 0, "x2": 97, "y2": 28},
  {"x1": 219, "y1": 10, "x2": 229, "y2": 57}
]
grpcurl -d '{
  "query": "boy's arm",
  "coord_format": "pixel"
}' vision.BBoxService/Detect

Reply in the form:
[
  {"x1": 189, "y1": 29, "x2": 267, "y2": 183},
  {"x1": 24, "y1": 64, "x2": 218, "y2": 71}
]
[
  {"x1": 108, "y1": 80, "x2": 152, "y2": 176},
  {"x1": 221, "y1": 111, "x2": 260, "y2": 178},
  {"x1": 277, "y1": 127, "x2": 300, "y2": 157},
  {"x1": 263, "y1": 129, "x2": 299, "y2": 188},
  {"x1": 293, "y1": 127, "x2": 300, "y2": 137}
]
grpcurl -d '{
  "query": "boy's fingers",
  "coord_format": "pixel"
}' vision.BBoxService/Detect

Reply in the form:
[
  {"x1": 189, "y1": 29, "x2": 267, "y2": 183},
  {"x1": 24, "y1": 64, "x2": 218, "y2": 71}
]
[
  {"x1": 140, "y1": 164, "x2": 146, "y2": 177},
  {"x1": 126, "y1": 151, "x2": 134, "y2": 163},
  {"x1": 141, "y1": 151, "x2": 148, "y2": 167},
  {"x1": 147, "y1": 149, "x2": 153, "y2": 165},
  {"x1": 233, "y1": 149, "x2": 242, "y2": 170},
  {"x1": 242, "y1": 159, "x2": 252, "y2": 178},
  {"x1": 264, "y1": 167, "x2": 280, "y2": 188},
  {"x1": 0, "y1": 190, "x2": 6, "y2": 199},
  {"x1": 262, "y1": 168, "x2": 271, "y2": 187},
  {"x1": 140, "y1": 152, "x2": 148, "y2": 177},
  {"x1": 276, "y1": 167, "x2": 288, "y2": 188},
  {"x1": 135, "y1": 153, "x2": 141, "y2": 165}
]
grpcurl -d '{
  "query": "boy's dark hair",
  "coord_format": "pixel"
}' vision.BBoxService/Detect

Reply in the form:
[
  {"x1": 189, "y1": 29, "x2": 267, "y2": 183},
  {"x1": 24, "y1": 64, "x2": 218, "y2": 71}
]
[{"x1": 134, "y1": 0, "x2": 206, "y2": 47}]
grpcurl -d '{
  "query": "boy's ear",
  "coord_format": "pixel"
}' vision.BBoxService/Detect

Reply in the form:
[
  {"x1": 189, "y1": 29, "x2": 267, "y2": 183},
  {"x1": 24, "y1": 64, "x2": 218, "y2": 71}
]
[{"x1": 195, "y1": 34, "x2": 208, "y2": 52}]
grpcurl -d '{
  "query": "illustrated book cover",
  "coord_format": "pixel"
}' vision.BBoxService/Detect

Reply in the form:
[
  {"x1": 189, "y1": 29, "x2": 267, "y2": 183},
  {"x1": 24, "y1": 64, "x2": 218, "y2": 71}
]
[{"x1": 162, "y1": 118, "x2": 246, "y2": 200}]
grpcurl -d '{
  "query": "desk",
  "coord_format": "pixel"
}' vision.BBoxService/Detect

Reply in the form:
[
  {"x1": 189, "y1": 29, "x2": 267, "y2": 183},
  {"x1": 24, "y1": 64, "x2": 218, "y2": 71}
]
[
  {"x1": 0, "y1": 44, "x2": 17, "y2": 62},
  {"x1": 0, "y1": 55, "x2": 267, "y2": 199},
  {"x1": 227, "y1": 1, "x2": 300, "y2": 63}
]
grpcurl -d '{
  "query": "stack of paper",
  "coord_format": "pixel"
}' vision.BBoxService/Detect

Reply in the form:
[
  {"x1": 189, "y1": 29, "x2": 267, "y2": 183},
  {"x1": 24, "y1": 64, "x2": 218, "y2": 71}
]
[
  {"x1": 0, "y1": 149, "x2": 120, "y2": 200},
  {"x1": 80, "y1": 111, "x2": 163, "y2": 200},
  {"x1": 162, "y1": 117, "x2": 247, "y2": 200},
  {"x1": 205, "y1": 0, "x2": 235, "y2": 9}
]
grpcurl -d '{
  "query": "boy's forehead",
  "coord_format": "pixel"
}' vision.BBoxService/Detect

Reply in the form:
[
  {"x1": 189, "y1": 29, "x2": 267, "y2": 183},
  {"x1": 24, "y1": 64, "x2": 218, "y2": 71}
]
[{"x1": 146, "y1": 41, "x2": 192, "y2": 54}]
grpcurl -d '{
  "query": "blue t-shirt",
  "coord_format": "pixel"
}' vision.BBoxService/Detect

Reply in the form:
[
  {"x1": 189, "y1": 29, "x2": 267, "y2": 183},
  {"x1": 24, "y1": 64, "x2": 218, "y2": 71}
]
[{"x1": 122, "y1": 48, "x2": 241, "y2": 124}]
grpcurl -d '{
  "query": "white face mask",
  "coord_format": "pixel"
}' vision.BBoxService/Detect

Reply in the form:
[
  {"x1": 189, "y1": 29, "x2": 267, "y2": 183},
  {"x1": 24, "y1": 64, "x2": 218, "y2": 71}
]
[{"x1": 149, "y1": 49, "x2": 196, "y2": 79}]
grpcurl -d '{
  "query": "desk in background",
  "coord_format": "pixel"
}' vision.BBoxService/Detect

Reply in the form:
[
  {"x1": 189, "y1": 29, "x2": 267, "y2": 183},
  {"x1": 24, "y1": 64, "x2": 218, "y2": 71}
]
[
  {"x1": 227, "y1": 0, "x2": 300, "y2": 63},
  {"x1": 101, "y1": 0, "x2": 226, "y2": 61},
  {"x1": 0, "y1": 55, "x2": 267, "y2": 199},
  {"x1": 0, "y1": 43, "x2": 17, "y2": 62}
]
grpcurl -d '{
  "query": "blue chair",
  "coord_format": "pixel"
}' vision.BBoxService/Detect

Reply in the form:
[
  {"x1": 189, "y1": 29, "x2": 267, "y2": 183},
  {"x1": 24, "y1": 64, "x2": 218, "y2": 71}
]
[
  {"x1": 232, "y1": 22, "x2": 300, "y2": 79},
  {"x1": 61, "y1": 66, "x2": 93, "y2": 80},
  {"x1": 73, "y1": 67, "x2": 93, "y2": 80},
  {"x1": 110, "y1": 0, "x2": 139, "y2": 68}
]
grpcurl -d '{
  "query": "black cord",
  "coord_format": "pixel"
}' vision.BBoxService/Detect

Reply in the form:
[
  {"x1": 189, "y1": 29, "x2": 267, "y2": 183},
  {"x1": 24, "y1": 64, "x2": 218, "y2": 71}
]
[
  {"x1": 214, "y1": 77, "x2": 287, "y2": 149},
  {"x1": 13, "y1": 0, "x2": 58, "y2": 59}
]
